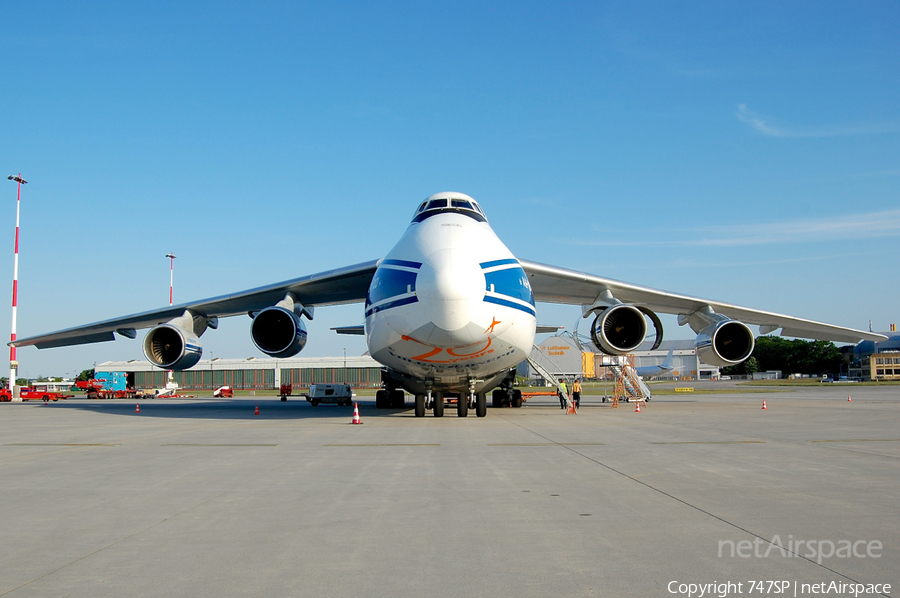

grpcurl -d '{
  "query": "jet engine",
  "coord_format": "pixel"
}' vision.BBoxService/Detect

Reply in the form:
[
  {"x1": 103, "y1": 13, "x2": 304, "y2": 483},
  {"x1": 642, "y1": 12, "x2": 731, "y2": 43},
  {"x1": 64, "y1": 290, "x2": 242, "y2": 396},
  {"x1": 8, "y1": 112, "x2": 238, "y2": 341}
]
[
  {"x1": 250, "y1": 306, "x2": 308, "y2": 358},
  {"x1": 590, "y1": 304, "x2": 648, "y2": 355},
  {"x1": 695, "y1": 319, "x2": 755, "y2": 367},
  {"x1": 143, "y1": 323, "x2": 202, "y2": 370}
]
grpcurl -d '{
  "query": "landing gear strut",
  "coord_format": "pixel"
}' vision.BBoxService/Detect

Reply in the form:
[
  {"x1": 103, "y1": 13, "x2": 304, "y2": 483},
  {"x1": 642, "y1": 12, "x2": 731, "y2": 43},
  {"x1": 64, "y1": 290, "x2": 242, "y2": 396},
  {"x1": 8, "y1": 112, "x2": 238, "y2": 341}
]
[
  {"x1": 376, "y1": 388, "x2": 405, "y2": 408},
  {"x1": 490, "y1": 371, "x2": 522, "y2": 408}
]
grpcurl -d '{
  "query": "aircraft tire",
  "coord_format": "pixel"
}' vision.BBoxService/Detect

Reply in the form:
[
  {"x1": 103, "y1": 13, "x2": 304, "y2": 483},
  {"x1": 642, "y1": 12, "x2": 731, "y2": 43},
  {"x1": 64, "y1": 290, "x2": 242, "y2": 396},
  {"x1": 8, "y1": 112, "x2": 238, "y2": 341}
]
[
  {"x1": 433, "y1": 393, "x2": 444, "y2": 417},
  {"x1": 492, "y1": 389, "x2": 503, "y2": 408},
  {"x1": 512, "y1": 390, "x2": 523, "y2": 408},
  {"x1": 457, "y1": 395, "x2": 468, "y2": 417},
  {"x1": 414, "y1": 394, "x2": 425, "y2": 417},
  {"x1": 375, "y1": 390, "x2": 388, "y2": 409},
  {"x1": 390, "y1": 389, "x2": 405, "y2": 408},
  {"x1": 475, "y1": 392, "x2": 486, "y2": 417}
]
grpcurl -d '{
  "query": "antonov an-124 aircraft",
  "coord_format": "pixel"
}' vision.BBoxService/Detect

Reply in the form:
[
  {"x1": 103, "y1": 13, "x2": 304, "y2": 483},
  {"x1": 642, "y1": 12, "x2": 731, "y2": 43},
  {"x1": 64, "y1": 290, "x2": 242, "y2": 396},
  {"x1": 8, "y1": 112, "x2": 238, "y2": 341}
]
[{"x1": 12, "y1": 192, "x2": 886, "y2": 417}]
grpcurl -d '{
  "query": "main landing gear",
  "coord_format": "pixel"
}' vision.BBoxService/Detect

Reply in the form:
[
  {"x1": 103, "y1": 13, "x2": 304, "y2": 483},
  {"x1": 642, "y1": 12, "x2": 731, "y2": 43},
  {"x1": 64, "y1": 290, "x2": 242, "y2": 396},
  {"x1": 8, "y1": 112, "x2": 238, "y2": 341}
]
[
  {"x1": 375, "y1": 388, "x2": 405, "y2": 409},
  {"x1": 417, "y1": 390, "x2": 486, "y2": 418},
  {"x1": 491, "y1": 372, "x2": 523, "y2": 408},
  {"x1": 403, "y1": 381, "x2": 490, "y2": 419}
]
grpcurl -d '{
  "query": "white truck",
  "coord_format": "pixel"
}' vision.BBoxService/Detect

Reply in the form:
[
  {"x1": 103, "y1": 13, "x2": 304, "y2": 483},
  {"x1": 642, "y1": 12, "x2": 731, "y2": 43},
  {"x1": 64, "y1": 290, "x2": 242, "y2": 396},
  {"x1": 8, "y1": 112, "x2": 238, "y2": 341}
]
[{"x1": 303, "y1": 384, "x2": 354, "y2": 407}]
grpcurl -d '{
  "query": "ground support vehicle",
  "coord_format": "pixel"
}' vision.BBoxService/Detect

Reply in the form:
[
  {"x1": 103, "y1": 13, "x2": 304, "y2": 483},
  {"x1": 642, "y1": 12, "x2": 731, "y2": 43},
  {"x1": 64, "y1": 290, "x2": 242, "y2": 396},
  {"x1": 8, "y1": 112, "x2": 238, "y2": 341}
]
[
  {"x1": 279, "y1": 383, "x2": 293, "y2": 401},
  {"x1": 213, "y1": 386, "x2": 234, "y2": 397},
  {"x1": 0, "y1": 387, "x2": 72, "y2": 402},
  {"x1": 302, "y1": 384, "x2": 354, "y2": 406},
  {"x1": 74, "y1": 379, "x2": 139, "y2": 399},
  {"x1": 22, "y1": 388, "x2": 73, "y2": 401}
]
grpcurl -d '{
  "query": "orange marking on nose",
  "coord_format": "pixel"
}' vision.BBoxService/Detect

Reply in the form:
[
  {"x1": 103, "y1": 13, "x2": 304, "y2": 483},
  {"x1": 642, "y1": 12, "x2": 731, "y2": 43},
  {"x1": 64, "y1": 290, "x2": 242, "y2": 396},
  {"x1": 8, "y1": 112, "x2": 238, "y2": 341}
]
[{"x1": 485, "y1": 317, "x2": 501, "y2": 334}]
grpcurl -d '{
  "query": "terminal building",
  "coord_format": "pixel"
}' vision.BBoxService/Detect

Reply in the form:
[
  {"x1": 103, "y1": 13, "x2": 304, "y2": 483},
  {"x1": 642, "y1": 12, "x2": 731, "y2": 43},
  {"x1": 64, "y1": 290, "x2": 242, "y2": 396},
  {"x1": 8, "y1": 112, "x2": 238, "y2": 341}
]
[
  {"x1": 868, "y1": 352, "x2": 900, "y2": 381},
  {"x1": 848, "y1": 331, "x2": 900, "y2": 380}
]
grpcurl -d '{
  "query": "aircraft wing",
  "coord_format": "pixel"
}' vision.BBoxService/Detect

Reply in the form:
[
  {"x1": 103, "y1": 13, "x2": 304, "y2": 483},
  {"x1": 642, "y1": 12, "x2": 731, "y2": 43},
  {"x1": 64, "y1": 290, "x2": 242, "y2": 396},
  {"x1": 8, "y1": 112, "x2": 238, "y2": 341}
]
[
  {"x1": 12, "y1": 260, "x2": 379, "y2": 350},
  {"x1": 519, "y1": 259, "x2": 886, "y2": 344}
]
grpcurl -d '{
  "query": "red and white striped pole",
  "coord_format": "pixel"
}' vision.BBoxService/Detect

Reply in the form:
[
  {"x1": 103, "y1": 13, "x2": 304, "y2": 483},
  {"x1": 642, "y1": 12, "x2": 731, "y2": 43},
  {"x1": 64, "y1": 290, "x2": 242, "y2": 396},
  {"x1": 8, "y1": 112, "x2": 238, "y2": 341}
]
[
  {"x1": 165, "y1": 253, "x2": 176, "y2": 306},
  {"x1": 7, "y1": 174, "x2": 27, "y2": 400}
]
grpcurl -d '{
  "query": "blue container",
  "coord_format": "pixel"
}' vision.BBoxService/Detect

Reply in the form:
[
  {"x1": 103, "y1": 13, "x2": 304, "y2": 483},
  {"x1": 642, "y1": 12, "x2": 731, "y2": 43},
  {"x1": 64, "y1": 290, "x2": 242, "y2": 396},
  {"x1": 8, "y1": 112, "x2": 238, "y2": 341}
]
[{"x1": 94, "y1": 371, "x2": 127, "y2": 391}]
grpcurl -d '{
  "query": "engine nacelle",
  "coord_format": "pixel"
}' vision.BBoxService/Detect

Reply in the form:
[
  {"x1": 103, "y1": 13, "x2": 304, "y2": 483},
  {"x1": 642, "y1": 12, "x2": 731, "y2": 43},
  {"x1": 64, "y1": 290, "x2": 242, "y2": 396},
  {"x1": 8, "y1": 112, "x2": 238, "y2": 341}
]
[
  {"x1": 250, "y1": 306, "x2": 308, "y2": 358},
  {"x1": 695, "y1": 320, "x2": 755, "y2": 367},
  {"x1": 143, "y1": 324, "x2": 202, "y2": 370},
  {"x1": 590, "y1": 304, "x2": 648, "y2": 355}
]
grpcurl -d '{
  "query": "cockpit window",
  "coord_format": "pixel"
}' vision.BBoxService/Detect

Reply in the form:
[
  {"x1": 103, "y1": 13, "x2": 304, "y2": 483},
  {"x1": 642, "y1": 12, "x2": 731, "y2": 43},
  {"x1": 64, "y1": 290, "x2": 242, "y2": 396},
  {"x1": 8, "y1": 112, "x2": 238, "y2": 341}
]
[{"x1": 411, "y1": 195, "x2": 488, "y2": 224}]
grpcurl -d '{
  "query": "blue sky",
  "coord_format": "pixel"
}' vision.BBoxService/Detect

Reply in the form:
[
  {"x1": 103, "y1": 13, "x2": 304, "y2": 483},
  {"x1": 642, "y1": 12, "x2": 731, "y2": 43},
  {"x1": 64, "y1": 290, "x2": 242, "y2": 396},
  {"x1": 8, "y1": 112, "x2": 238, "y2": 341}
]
[{"x1": 2, "y1": 1, "x2": 897, "y2": 378}]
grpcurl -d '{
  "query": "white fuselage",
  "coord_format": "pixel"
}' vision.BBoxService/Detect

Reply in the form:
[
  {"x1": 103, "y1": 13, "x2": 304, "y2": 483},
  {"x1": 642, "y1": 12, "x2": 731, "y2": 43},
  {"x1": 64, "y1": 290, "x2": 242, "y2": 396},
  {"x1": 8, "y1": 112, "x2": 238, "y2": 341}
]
[{"x1": 364, "y1": 210, "x2": 537, "y2": 394}]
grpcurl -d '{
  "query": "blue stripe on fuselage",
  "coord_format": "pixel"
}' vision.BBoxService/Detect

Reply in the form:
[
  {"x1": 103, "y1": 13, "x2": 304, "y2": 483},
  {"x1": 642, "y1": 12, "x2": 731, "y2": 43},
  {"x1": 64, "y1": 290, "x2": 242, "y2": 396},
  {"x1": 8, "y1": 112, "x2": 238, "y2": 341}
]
[
  {"x1": 381, "y1": 259, "x2": 423, "y2": 269},
  {"x1": 483, "y1": 295, "x2": 536, "y2": 317},
  {"x1": 365, "y1": 295, "x2": 419, "y2": 318},
  {"x1": 479, "y1": 258, "x2": 519, "y2": 269}
]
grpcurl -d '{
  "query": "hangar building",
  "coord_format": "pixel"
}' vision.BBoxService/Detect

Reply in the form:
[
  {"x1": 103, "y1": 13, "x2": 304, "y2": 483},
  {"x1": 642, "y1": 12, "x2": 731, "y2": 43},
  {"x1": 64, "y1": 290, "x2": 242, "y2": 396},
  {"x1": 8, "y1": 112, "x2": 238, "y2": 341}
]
[{"x1": 96, "y1": 355, "x2": 383, "y2": 392}]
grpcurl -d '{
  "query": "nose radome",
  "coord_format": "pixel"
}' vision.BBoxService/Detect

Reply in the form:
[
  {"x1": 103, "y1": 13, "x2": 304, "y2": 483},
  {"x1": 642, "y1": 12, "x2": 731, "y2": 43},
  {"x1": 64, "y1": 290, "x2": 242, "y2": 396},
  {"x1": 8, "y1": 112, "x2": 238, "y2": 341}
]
[{"x1": 416, "y1": 249, "x2": 485, "y2": 330}]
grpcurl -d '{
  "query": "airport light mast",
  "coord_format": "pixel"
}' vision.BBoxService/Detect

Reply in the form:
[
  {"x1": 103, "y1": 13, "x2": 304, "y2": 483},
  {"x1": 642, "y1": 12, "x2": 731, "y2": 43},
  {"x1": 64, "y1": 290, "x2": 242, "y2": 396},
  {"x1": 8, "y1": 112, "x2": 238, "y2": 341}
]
[
  {"x1": 166, "y1": 253, "x2": 176, "y2": 306},
  {"x1": 165, "y1": 253, "x2": 177, "y2": 387},
  {"x1": 7, "y1": 174, "x2": 27, "y2": 400}
]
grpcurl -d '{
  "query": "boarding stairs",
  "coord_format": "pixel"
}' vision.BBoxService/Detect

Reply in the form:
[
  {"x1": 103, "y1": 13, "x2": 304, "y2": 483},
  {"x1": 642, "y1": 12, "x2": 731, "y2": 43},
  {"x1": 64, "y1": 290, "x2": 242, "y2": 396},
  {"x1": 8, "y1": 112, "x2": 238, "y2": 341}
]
[
  {"x1": 609, "y1": 354, "x2": 650, "y2": 408},
  {"x1": 526, "y1": 345, "x2": 575, "y2": 411}
]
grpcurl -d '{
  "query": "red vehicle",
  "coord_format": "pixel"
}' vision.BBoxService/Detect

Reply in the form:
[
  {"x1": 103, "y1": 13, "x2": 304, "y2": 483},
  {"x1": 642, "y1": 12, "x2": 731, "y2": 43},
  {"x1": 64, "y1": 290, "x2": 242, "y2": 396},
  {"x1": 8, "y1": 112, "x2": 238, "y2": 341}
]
[
  {"x1": 74, "y1": 379, "x2": 139, "y2": 399},
  {"x1": 0, "y1": 387, "x2": 71, "y2": 401}
]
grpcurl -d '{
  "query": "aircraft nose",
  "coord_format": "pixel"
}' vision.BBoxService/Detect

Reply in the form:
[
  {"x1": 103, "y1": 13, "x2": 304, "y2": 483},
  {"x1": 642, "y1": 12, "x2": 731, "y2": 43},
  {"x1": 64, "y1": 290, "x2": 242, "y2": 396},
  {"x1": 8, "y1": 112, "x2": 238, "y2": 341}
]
[{"x1": 416, "y1": 249, "x2": 484, "y2": 330}]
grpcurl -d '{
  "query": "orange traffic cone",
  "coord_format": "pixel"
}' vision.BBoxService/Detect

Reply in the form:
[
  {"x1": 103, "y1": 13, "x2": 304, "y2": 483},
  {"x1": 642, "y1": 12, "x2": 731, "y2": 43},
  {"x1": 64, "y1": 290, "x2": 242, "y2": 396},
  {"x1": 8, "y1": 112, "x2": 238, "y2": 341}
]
[
  {"x1": 351, "y1": 402, "x2": 362, "y2": 424},
  {"x1": 135, "y1": 403, "x2": 140, "y2": 413},
  {"x1": 848, "y1": 395, "x2": 852, "y2": 402},
  {"x1": 254, "y1": 404, "x2": 260, "y2": 416},
  {"x1": 762, "y1": 400, "x2": 767, "y2": 410},
  {"x1": 635, "y1": 402, "x2": 641, "y2": 413},
  {"x1": 43, "y1": 399, "x2": 48, "y2": 405},
  {"x1": 566, "y1": 398, "x2": 576, "y2": 414}
]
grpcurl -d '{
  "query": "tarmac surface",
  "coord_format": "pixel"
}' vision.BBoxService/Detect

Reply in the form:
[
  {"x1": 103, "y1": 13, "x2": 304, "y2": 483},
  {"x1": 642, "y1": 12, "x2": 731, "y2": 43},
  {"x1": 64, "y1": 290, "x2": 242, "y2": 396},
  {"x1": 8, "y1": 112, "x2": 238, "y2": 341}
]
[{"x1": 1, "y1": 385, "x2": 898, "y2": 597}]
